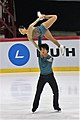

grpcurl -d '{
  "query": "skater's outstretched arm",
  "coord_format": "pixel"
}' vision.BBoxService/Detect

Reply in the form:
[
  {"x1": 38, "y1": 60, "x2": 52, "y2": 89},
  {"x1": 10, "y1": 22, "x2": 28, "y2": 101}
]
[
  {"x1": 29, "y1": 38, "x2": 40, "y2": 52},
  {"x1": 29, "y1": 15, "x2": 45, "y2": 27}
]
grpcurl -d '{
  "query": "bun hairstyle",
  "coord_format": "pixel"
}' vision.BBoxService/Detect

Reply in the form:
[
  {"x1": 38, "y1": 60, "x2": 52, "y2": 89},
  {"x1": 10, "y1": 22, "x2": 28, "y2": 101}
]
[{"x1": 18, "y1": 25, "x2": 25, "y2": 29}]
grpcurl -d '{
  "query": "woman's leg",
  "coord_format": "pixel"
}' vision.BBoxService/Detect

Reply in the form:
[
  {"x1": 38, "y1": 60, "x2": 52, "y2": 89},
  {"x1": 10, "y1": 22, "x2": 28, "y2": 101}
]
[
  {"x1": 40, "y1": 15, "x2": 60, "y2": 47},
  {"x1": 44, "y1": 29, "x2": 60, "y2": 47},
  {"x1": 42, "y1": 15, "x2": 57, "y2": 29}
]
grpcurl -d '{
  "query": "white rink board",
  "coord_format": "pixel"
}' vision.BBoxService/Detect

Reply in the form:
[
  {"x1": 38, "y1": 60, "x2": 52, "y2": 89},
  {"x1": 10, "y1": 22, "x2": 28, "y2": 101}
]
[{"x1": 0, "y1": 39, "x2": 79, "y2": 69}]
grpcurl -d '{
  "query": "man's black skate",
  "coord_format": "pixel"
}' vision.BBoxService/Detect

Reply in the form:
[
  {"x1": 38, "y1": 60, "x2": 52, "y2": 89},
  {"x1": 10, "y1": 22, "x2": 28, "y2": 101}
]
[
  {"x1": 32, "y1": 107, "x2": 37, "y2": 113},
  {"x1": 54, "y1": 107, "x2": 61, "y2": 111}
]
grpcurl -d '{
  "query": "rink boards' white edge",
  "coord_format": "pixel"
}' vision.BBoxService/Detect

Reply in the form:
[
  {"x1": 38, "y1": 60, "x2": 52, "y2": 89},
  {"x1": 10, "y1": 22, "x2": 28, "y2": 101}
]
[{"x1": 0, "y1": 67, "x2": 80, "y2": 73}]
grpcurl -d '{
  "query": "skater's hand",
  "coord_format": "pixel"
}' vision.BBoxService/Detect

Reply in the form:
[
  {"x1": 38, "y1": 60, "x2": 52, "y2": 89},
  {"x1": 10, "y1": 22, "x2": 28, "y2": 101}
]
[
  {"x1": 39, "y1": 15, "x2": 45, "y2": 20},
  {"x1": 40, "y1": 51, "x2": 44, "y2": 57}
]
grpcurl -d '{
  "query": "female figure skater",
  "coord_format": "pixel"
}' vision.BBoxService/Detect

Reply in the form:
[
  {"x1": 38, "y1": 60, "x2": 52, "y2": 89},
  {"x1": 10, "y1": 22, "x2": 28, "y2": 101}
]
[{"x1": 19, "y1": 12, "x2": 65, "y2": 55}]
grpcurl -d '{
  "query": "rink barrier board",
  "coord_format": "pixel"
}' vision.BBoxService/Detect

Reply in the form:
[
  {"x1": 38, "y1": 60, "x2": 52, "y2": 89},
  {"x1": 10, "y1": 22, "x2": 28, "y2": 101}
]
[
  {"x1": 0, "y1": 67, "x2": 80, "y2": 73},
  {"x1": 0, "y1": 36, "x2": 80, "y2": 73},
  {"x1": 0, "y1": 36, "x2": 80, "y2": 42}
]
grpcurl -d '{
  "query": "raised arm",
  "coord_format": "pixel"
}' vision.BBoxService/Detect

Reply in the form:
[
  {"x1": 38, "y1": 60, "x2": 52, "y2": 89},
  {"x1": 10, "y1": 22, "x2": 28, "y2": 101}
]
[
  {"x1": 29, "y1": 38, "x2": 40, "y2": 52},
  {"x1": 29, "y1": 15, "x2": 45, "y2": 27}
]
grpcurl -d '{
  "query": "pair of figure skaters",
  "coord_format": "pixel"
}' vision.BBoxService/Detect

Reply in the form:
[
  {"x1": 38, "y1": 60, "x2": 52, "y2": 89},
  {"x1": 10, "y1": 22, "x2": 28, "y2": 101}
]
[{"x1": 19, "y1": 11, "x2": 65, "y2": 112}]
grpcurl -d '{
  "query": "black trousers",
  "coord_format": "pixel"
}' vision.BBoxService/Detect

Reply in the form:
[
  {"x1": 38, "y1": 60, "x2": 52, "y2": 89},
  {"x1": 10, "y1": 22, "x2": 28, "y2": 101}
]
[{"x1": 32, "y1": 72, "x2": 59, "y2": 110}]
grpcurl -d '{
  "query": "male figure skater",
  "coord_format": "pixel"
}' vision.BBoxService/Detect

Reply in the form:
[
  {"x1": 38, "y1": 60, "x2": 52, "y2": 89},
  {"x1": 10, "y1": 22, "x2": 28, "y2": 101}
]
[{"x1": 32, "y1": 37, "x2": 61, "y2": 112}]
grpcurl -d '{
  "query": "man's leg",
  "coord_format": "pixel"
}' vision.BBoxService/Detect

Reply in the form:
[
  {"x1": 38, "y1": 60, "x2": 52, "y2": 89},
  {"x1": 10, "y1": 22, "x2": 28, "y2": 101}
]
[
  {"x1": 48, "y1": 74, "x2": 61, "y2": 111},
  {"x1": 32, "y1": 76, "x2": 46, "y2": 112}
]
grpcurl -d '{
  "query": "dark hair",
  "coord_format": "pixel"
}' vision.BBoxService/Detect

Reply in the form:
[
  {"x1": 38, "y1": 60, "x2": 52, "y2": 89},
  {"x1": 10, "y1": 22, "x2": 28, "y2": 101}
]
[
  {"x1": 40, "y1": 43, "x2": 49, "y2": 52},
  {"x1": 18, "y1": 25, "x2": 25, "y2": 29}
]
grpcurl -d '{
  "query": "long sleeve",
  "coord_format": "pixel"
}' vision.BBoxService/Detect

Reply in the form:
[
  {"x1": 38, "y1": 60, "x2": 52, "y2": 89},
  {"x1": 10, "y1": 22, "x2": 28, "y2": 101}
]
[{"x1": 37, "y1": 36, "x2": 42, "y2": 57}]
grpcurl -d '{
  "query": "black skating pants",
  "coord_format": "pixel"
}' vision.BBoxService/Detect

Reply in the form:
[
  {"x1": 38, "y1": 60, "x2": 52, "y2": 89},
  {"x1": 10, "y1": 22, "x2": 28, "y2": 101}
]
[{"x1": 32, "y1": 72, "x2": 60, "y2": 110}]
